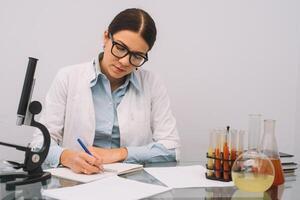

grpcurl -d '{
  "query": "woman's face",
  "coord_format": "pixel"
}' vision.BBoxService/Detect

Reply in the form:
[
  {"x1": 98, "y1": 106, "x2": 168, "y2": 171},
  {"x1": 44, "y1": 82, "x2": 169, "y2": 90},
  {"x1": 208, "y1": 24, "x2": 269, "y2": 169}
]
[{"x1": 101, "y1": 30, "x2": 149, "y2": 81}]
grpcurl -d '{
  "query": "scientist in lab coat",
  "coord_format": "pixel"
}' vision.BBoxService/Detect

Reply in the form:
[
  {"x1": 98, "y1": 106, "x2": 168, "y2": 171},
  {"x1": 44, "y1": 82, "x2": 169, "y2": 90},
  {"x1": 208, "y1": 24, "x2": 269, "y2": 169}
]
[{"x1": 31, "y1": 8, "x2": 180, "y2": 174}]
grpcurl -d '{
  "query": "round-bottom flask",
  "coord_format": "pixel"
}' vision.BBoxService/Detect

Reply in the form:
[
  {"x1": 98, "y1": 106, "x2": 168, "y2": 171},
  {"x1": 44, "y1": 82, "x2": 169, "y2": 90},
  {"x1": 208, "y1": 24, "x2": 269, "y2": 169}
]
[{"x1": 231, "y1": 150, "x2": 275, "y2": 192}]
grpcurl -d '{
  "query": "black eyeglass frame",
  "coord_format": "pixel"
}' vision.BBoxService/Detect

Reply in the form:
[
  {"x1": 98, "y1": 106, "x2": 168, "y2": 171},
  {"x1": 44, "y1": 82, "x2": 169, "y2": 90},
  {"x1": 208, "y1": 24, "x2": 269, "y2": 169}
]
[{"x1": 109, "y1": 33, "x2": 148, "y2": 67}]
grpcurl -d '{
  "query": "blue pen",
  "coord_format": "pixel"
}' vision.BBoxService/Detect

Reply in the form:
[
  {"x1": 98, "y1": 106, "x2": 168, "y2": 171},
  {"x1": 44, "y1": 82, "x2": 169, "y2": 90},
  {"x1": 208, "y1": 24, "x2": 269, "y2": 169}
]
[
  {"x1": 77, "y1": 138, "x2": 110, "y2": 173},
  {"x1": 77, "y1": 138, "x2": 93, "y2": 156}
]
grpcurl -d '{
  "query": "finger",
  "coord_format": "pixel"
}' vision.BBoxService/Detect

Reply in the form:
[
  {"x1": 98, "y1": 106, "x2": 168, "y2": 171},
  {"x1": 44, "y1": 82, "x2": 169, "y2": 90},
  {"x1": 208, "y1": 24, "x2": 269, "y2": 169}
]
[
  {"x1": 78, "y1": 161, "x2": 99, "y2": 175},
  {"x1": 92, "y1": 154, "x2": 104, "y2": 171},
  {"x1": 69, "y1": 154, "x2": 87, "y2": 174},
  {"x1": 79, "y1": 153, "x2": 102, "y2": 173},
  {"x1": 80, "y1": 165, "x2": 89, "y2": 174},
  {"x1": 71, "y1": 157, "x2": 87, "y2": 174},
  {"x1": 87, "y1": 148, "x2": 103, "y2": 162},
  {"x1": 83, "y1": 150, "x2": 104, "y2": 171},
  {"x1": 79, "y1": 152, "x2": 99, "y2": 167},
  {"x1": 81, "y1": 160, "x2": 102, "y2": 174}
]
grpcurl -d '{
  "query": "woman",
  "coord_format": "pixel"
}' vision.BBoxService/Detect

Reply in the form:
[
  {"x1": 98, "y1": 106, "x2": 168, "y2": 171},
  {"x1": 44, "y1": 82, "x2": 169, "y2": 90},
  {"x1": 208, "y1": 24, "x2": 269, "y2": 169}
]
[{"x1": 31, "y1": 8, "x2": 180, "y2": 174}]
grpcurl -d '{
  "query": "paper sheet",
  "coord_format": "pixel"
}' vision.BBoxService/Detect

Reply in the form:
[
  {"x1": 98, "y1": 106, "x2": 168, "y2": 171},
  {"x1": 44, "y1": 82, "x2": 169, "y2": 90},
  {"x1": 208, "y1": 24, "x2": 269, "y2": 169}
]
[
  {"x1": 144, "y1": 165, "x2": 234, "y2": 188},
  {"x1": 42, "y1": 176, "x2": 171, "y2": 200},
  {"x1": 103, "y1": 163, "x2": 143, "y2": 174},
  {"x1": 45, "y1": 163, "x2": 143, "y2": 183},
  {"x1": 45, "y1": 167, "x2": 115, "y2": 183}
]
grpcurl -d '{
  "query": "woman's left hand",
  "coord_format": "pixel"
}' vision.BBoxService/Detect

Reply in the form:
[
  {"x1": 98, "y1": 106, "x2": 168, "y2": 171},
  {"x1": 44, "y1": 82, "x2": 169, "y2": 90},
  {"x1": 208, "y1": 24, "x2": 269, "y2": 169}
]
[{"x1": 88, "y1": 146, "x2": 128, "y2": 164}]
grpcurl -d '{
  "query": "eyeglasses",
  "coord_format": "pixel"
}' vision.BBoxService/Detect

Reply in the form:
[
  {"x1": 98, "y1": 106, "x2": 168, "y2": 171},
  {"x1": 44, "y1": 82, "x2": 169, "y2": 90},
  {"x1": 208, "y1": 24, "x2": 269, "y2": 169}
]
[{"x1": 109, "y1": 33, "x2": 148, "y2": 67}]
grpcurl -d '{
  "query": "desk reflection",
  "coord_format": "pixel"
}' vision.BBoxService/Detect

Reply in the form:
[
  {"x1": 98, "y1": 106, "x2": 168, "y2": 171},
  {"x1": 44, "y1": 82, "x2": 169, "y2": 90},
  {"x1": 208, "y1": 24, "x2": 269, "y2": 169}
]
[{"x1": 0, "y1": 160, "x2": 298, "y2": 200}]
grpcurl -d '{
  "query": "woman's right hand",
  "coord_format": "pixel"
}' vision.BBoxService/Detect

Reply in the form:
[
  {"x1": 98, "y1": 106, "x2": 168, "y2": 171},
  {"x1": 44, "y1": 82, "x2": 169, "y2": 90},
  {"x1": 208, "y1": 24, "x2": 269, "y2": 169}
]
[{"x1": 60, "y1": 149, "x2": 104, "y2": 174}]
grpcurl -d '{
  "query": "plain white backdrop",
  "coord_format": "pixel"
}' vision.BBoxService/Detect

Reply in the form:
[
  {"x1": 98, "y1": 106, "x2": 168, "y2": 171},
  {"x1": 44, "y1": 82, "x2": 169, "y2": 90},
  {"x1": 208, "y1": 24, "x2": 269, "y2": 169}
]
[{"x1": 0, "y1": 0, "x2": 299, "y2": 162}]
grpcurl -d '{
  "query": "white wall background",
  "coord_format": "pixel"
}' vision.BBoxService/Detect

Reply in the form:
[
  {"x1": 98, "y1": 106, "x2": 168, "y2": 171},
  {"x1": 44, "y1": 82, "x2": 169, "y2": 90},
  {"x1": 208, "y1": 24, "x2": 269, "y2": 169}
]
[{"x1": 0, "y1": 0, "x2": 299, "y2": 162}]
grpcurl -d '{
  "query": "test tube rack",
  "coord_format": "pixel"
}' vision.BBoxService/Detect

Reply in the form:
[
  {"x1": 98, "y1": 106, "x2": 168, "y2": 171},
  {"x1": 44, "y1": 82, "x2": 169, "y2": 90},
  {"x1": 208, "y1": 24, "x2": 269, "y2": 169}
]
[{"x1": 205, "y1": 152, "x2": 236, "y2": 182}]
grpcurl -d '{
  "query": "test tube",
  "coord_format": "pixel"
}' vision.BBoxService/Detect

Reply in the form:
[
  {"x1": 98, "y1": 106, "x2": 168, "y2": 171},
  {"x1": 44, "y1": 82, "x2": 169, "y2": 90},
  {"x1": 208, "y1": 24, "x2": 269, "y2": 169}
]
[
  {"x1": 207, "y1": 129, "x2": 215, "y2": 177},
  {"x1": 230, "y1": 129, "x2": 238, "y2": 162},
  {"x1": 223, "y1": 127, "x2": 230, "y2": 181},
  {"x1": 215, "y1": 129, "x2": 225, "y2": 179},
  {"x1": 237, "y1": 130, "x2": 245, "y2": 156},
  {"x1": 215, "y1": 129, "x2": 224, "y2": 179}
]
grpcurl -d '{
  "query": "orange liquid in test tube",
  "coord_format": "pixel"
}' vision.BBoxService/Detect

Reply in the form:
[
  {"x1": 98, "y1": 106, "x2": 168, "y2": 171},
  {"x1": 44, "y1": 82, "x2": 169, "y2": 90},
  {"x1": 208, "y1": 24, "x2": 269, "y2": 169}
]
[
  {"x1": 215, "y1": 130, "x2": 223, "y2": 179},
  {"x1": 223, "y1": 142, "x2": 229, "y2": 180},
  {"x1": 215, "y1": 147, "x2": 221, "y2": 178},
  {"x1": 223, "y1": 127, "x2": 230, "y2": 181}
]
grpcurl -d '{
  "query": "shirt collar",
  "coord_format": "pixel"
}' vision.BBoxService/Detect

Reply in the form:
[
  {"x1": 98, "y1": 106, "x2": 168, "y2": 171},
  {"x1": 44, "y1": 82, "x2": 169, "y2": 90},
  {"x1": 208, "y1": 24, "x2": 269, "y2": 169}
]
[
  {"x1": 90, "y1": 53, "x2": 141, "y2": 93},
  {"x1": 127, "y1": 71, "x2": 141, "y2": 92}
]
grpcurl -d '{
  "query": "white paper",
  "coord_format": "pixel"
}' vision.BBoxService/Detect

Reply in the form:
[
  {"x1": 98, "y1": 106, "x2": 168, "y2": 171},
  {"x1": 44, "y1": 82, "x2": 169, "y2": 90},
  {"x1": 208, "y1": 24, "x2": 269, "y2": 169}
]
[
  {"x1": 45, "y1": 163, "x2": 143, "y2": 183},
  {"x1": 103, "y1": 163, "x2": 143, "y2": 174},
  {"x1": 42, "y1": 176, "x2": 171, "y2": 200},
  {"x1": 45, "y1": 167, "x2": 115, "y2": 183},
  {"x1": 144, "y1": 165, "x2": 234, "y2": 188}
]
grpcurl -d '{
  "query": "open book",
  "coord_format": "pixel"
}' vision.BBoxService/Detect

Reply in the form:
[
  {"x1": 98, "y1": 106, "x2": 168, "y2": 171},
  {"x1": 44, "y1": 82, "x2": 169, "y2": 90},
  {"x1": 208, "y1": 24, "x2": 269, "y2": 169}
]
[{"x1": 45, "y1": 163, "x2": 143, "y2": 183}]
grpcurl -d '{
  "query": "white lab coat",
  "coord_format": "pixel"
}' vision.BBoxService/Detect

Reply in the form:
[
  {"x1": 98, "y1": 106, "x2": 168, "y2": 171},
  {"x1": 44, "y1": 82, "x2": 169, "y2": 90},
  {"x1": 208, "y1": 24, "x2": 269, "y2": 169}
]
[{"x1": 31, "y1": 61, "x2": 181, "y2": 160}]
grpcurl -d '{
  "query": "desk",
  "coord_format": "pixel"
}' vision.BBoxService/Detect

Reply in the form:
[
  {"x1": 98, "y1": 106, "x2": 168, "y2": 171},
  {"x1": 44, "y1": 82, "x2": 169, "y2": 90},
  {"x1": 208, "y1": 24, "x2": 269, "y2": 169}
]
[{"x1": 0, "y1": 161, "x2": 298, "y2": 199}]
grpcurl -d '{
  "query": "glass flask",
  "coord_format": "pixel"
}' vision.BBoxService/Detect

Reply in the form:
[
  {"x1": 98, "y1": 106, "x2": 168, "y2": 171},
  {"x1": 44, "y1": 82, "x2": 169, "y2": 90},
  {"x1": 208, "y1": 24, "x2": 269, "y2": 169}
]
[
  {"x1": 231, "y1": 150, "x2": 275, "y2": 192},
  {"x1": 248, "y1": 114, "x2": 262, "y2": 150},
  {"x1": 259, "y1": 120, "x2": 285, "y2": 186},
  {"x1": 231, "y1": 114, "x2": 275, "y2": 192}
]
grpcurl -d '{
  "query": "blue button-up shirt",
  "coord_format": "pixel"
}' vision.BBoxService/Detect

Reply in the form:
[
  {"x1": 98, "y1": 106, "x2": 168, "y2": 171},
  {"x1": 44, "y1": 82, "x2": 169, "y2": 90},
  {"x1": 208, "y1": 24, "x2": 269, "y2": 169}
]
[{"x1": 91, "y1": 54, "x2": 176, "y2": 163}]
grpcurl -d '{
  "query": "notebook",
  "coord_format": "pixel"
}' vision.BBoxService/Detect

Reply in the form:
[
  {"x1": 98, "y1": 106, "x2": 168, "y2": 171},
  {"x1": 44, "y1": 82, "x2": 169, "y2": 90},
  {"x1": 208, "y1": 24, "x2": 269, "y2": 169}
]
[
  {"x1": 45, "y1": 163, "x2": 143, "y2": 183},
  {"x1": 103, "y1": 162, "x2": 143, "y2": 175}
]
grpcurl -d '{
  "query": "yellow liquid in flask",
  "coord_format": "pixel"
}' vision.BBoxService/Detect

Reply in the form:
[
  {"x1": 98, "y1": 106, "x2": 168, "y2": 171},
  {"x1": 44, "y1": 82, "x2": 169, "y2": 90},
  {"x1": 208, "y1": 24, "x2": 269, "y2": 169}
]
[{"x1": 232, "y1": 172, "x2": 274, "y2": 192}]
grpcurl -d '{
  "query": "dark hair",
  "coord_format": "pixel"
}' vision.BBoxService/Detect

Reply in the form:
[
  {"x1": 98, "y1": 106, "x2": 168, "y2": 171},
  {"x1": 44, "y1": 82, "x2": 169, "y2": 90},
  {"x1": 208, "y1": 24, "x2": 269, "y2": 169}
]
[{"x1": 108, "y1": 8, "x2": 157, "y2": 51}]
